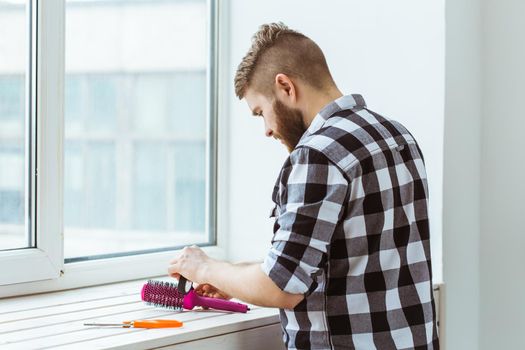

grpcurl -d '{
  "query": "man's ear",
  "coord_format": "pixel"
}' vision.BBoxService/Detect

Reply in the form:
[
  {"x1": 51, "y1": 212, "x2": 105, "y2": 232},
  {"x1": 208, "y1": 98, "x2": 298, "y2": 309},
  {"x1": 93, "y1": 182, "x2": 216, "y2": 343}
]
[{"x1": 274, "y1": 73, "x2": 297, "y2": 103}]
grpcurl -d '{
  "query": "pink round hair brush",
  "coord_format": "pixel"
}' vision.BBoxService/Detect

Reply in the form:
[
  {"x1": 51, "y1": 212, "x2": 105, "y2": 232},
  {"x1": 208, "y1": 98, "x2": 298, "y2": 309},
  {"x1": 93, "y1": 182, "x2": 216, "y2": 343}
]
[{"x1": 141, "y1": 280, "x2": 250, "y2": 313}]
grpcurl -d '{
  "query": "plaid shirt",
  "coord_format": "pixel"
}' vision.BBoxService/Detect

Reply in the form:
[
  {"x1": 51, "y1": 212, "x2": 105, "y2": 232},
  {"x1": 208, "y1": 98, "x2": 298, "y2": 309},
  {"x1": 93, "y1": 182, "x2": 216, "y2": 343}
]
[{"x1": 261, "y1": 95, "x2": 439, "y2": 350}]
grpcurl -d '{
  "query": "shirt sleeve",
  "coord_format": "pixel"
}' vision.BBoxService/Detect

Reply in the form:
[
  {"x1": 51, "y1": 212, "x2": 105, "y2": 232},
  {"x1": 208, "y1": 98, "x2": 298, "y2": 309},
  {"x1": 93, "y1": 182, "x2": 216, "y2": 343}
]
[{"x1": 261, "y1": 147, "x2": 348, "y2": 296}]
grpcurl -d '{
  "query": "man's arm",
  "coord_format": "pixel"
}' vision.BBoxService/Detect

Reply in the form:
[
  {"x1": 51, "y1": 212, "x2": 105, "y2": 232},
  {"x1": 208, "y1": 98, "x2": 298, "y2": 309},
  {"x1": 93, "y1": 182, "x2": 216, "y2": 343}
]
[
  {"x1": 167, "y1": 246, "x2": 304, "y2": 309},
  {"x1": 168, "y1": 148, "x2": 347, "y2": 309}
]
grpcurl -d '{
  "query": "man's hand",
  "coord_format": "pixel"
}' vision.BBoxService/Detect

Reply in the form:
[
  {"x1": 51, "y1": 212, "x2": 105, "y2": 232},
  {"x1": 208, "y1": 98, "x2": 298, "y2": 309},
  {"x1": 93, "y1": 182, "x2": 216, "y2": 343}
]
[
  {"x1": 167, "y1": 245, "x2": 212, "y2": 284},
  {"x1": 194, "y1": 283, "x2": 232, "y2": 299},
  {"x1": 167, "y1": 247, "x2": 304, "y2": 309}
]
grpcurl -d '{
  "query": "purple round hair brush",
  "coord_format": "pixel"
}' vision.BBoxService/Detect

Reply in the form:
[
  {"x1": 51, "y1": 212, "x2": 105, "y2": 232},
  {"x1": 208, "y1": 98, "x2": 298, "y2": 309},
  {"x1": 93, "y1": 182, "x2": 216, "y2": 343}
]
[{"x1": 141, "y1": 280, "x2": 250, "y2": 313}]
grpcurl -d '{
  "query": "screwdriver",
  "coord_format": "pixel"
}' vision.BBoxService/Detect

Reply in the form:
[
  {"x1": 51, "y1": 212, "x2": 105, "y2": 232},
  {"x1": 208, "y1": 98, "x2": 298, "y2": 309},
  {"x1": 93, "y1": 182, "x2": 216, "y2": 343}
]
[{"x1": 84, "y1": 319, "x2": 183, "y2": 328}]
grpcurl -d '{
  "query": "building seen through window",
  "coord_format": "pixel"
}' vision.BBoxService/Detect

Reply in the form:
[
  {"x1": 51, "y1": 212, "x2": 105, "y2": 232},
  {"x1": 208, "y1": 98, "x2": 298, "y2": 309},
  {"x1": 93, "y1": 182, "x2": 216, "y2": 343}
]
[{"x1": 0, "y1": 0, "x2": 27, "y2": 251}]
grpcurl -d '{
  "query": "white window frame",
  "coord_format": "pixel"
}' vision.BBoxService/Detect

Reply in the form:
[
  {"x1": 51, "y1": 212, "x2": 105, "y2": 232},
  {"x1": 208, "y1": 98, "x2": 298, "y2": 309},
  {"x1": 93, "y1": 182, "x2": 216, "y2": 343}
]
[{"x1": 0, "y1": 0, "x2": 228, "y2": 297}]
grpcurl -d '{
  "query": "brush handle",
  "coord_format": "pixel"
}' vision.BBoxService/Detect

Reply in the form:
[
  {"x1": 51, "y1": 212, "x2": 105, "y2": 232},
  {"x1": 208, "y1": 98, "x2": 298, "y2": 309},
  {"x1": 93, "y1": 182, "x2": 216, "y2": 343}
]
[{"x1": 183, "y1": 290, "x2": 249, "y2": 313}]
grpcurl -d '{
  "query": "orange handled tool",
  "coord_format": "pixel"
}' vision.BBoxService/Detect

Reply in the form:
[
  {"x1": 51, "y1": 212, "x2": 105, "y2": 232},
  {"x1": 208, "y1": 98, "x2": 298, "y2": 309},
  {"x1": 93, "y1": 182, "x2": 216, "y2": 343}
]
[{"x1": 84, "y1": 319, "x2": 183, "y2": 328}]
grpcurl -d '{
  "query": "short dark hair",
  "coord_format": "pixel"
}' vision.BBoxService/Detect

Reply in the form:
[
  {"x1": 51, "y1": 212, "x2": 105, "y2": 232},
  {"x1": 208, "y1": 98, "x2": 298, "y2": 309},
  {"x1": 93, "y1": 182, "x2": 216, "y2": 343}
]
[{"x1": 234, "y1": 22, "x2": 335, "y2": 99}]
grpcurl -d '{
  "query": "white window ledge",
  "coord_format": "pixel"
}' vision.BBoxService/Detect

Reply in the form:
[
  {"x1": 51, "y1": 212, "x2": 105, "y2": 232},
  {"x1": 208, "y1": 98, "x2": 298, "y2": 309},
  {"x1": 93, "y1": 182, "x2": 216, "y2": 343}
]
[{"x1": 0, "y1": 278, "x2": 285, "y2": 350}]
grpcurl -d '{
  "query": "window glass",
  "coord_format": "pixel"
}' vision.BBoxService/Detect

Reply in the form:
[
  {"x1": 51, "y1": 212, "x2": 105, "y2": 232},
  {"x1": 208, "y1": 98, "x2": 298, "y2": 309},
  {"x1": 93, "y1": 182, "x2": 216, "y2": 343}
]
[
  {"x1": 0, "y1": 1, "x2": 28, "y2": 251},
  {"x1": 64, "y1": 0, "x2": 210, "y2": 259}
]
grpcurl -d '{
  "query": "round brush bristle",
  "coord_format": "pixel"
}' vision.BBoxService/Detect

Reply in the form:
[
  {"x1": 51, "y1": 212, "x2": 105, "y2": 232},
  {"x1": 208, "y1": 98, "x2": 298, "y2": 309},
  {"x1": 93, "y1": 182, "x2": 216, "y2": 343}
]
[{"x1": 141, "y1": 280, "x2": 185, "y2": 311}]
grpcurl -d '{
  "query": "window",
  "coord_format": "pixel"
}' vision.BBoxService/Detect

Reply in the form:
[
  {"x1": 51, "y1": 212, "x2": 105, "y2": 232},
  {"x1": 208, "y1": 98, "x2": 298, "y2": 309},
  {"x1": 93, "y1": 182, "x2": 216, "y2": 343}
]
[
  {"x1": 0, "y1": 0, "x2": 219, "y2": 290},
  {"x1": 63, "y1": 73, "x2": 208, "y2": 260},
  {"x1": 0, "y1": 1, "x2": 29, "y2": 252}
]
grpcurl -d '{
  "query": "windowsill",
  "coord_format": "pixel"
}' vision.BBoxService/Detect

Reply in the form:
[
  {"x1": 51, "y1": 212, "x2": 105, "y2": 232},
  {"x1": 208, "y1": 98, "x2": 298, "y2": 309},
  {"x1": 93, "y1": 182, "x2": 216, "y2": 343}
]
[
  {"x1": 0, "y1": 245, "x2": 227, "y2": 297},
  {"x1": 0, "y1": 277, "x2": 282, "y2": 349}
]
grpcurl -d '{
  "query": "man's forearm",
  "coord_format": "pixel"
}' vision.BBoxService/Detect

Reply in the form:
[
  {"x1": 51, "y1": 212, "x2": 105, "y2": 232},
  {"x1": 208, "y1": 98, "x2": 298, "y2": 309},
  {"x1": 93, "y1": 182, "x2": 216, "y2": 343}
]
[{"x1": 204, "y1": 260, "x2": 304, "y2": 309}]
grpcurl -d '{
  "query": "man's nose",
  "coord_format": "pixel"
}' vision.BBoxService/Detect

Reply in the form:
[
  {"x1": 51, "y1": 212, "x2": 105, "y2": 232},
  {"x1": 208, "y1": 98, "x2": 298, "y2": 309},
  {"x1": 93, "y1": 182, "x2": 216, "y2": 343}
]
[{"x1": 264, "y1": 120, "x2": 273, "y2": 137}]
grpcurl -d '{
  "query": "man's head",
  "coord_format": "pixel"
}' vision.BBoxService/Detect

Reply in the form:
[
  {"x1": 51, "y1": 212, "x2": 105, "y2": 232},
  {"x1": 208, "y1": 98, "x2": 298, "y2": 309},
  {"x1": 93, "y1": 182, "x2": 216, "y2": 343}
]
[{"x1": 234, "y1": 22, "x2": 339, "y2": 152}]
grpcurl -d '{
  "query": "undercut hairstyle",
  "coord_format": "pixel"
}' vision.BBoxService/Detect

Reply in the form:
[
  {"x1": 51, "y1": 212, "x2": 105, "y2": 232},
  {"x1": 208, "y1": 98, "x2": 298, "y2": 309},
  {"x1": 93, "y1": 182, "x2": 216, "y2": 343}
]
[{"x1": 234, "y1": 22, "x2": 336, "y2": 99}]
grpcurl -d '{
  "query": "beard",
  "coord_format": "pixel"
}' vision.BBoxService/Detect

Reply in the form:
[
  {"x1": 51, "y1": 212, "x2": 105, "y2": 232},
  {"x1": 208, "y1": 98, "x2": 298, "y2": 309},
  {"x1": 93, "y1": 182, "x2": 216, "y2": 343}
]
[{"x1": 272, "y1": 98, "x2": 308, "y2": 153}]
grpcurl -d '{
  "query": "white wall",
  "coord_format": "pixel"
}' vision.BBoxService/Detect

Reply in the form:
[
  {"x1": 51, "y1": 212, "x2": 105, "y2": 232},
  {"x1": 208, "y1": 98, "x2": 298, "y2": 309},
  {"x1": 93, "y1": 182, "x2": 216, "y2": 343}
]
[
  {"x1": 479, "y1": 0, "x2": 525, "y2": 348},
  {"x1": 443, "y1": 0, "x2": 525, "y2": 349},
  {"x1": 442, "y1": 0, "x2": 481, "y2": 348},
  {"x1": 225, "y1": 0, "x2": 445, "y2": 282}
]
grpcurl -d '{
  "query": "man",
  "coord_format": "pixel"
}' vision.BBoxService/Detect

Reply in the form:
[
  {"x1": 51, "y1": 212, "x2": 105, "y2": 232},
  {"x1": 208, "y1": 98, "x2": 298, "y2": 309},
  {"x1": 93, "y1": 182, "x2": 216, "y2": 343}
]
[{"x1": 168, "y1": 23, "x2": 439, "y2": 349}]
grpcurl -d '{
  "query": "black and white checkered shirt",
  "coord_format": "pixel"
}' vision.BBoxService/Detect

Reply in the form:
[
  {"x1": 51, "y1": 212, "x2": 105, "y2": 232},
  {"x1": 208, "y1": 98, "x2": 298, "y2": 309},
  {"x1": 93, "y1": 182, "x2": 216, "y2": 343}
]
[{"x1": 261, "y1": 95, "x2": 439, "y2": 349}]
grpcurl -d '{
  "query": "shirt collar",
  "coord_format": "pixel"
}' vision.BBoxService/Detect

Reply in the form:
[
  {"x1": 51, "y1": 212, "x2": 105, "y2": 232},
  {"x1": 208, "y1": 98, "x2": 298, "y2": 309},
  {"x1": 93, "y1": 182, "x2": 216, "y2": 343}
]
[{"x1": 302, "y1": 94, "x2": 367, "y2": 139}]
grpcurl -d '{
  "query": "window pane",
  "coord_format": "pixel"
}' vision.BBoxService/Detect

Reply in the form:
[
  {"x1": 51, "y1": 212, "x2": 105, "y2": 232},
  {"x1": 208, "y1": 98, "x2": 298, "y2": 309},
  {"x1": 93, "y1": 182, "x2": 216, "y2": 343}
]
[
  {"x1": 134, "y1": 142, "x2": 167, "y2": 230},
  {"x1": 64, "y1": 0, "x2": 210, "y2": 259},
  {"x1": 173, "y1": 142, "x2": 206, "y2": 232},
  {"x1": 0, "y1": 1, "x2": 28, "y2": 251},
  {"x1": 64, "y1": 141, "x2": 116, "y2": 229}
]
